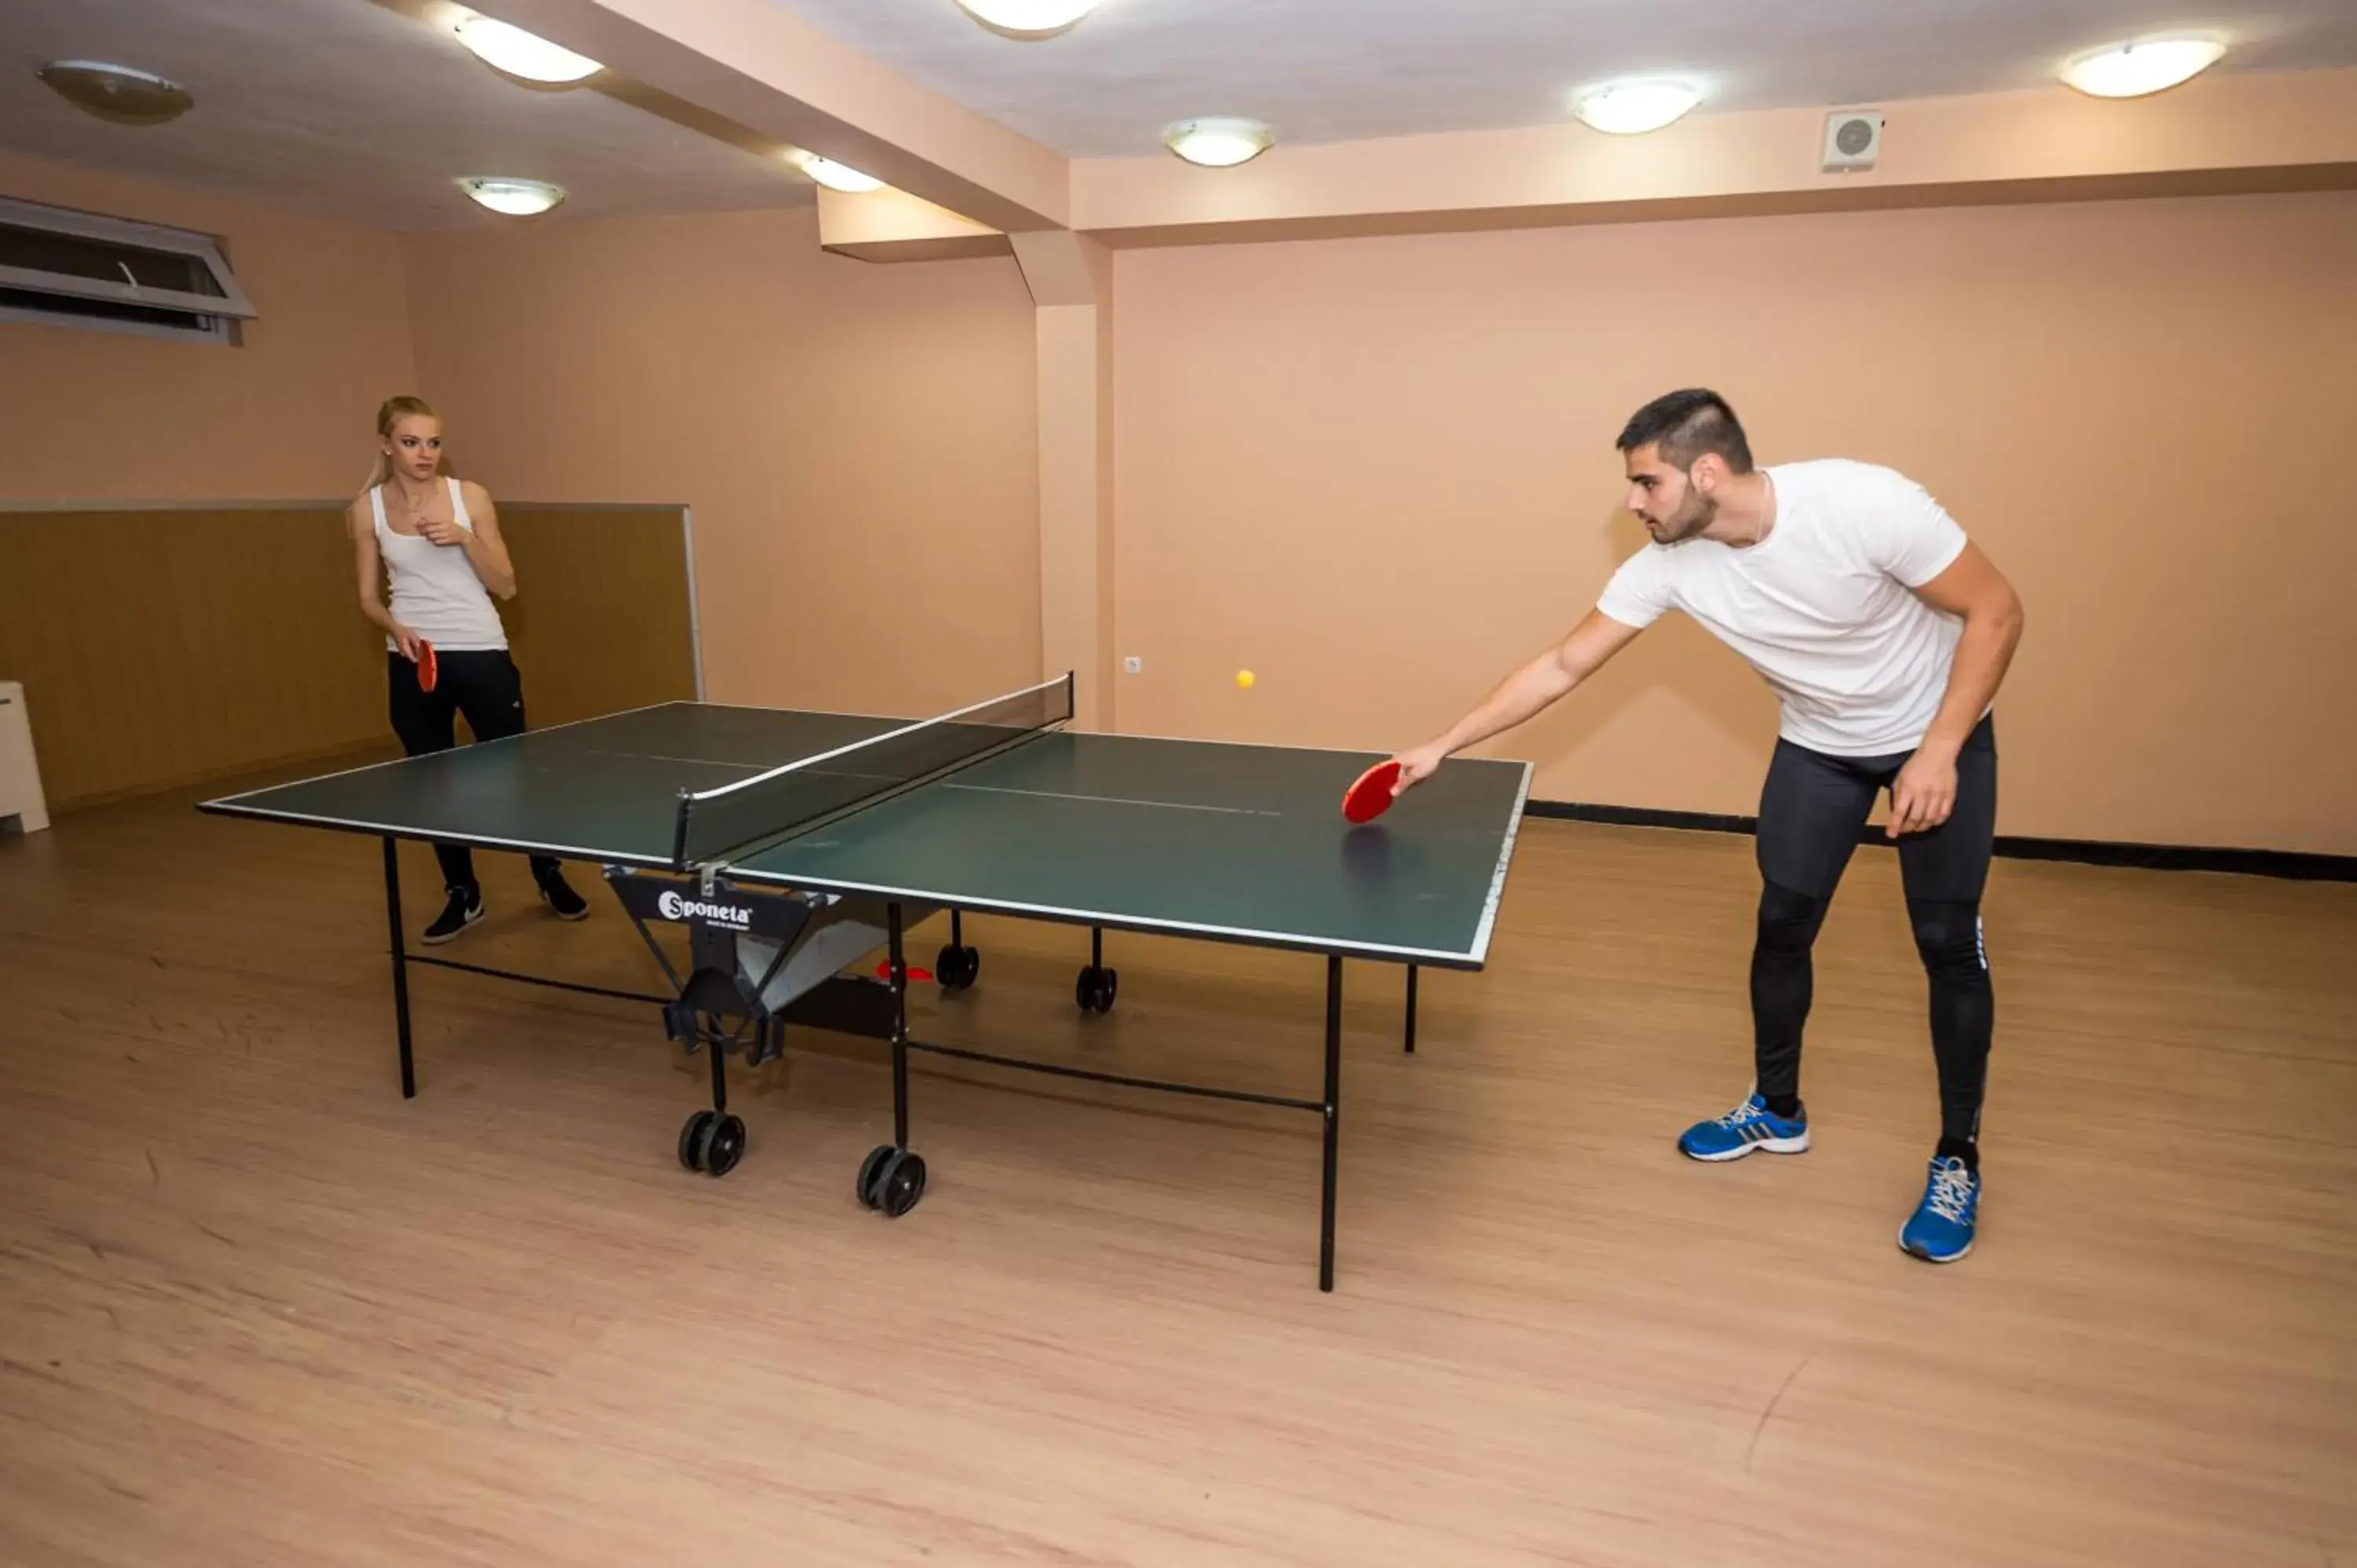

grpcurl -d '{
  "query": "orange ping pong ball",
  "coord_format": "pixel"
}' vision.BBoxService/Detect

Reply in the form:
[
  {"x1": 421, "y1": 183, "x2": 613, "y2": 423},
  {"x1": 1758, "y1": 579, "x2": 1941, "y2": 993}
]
[{"x1": 1235, "y1": 669, "x2": 1255, "y2": 689}]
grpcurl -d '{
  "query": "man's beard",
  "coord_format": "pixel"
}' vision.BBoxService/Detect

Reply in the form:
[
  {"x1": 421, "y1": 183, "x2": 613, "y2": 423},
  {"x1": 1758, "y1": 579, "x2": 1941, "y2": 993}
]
[{"x1": 1648, "y1": 490, "x2": 1716, "y2": 543}]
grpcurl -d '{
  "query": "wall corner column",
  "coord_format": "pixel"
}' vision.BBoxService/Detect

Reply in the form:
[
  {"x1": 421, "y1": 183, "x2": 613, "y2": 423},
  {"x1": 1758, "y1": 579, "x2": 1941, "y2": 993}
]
[{"x1": 1013, "y1": 232, "x2": 1116, "y2": 732}]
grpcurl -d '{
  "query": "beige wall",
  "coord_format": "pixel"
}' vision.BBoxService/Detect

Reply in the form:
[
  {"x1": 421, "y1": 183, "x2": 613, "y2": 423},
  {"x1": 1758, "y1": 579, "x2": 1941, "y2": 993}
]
[
  {"x1": 398, "y1": 206, "x2": 1042, "y2": 720},
  {"x1": 4, "y1": 146, "x2": 2348, "y2": 857},
  {"x1": 0, "y1": 152, "x2": 416, "y2": 503},
  {"x1": 1114, "y1": 192, "x2": 2357, "y2": 855}
]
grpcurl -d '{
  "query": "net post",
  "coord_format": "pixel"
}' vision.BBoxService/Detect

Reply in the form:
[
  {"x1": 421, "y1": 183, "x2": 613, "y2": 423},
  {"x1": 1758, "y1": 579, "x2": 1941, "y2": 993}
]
[{"x1": 669, "y1": 788, "x2": 695, "y2": 872}]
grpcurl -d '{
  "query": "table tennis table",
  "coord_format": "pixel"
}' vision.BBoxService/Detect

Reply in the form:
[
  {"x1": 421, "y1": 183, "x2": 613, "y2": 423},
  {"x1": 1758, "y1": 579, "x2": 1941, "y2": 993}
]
[{"x1": 200, "y1": 674, "x2": 1529, "y2": 1289}]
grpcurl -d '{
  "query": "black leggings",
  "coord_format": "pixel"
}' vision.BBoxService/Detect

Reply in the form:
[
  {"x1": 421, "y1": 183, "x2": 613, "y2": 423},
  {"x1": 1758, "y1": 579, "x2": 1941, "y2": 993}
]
[
  {"x1": 1751, "y1": 716, "x2": 1996, "y2": 1145},
  {"x1": 387, "y1": 649, "x2": 558, "y2": 896}
]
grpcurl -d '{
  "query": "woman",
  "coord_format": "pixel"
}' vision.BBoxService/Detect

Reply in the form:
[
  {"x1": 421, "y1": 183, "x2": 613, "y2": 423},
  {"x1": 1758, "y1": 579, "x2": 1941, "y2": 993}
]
[{"x1": 350, "y1": 394, "x2": 588, "y2": 942}]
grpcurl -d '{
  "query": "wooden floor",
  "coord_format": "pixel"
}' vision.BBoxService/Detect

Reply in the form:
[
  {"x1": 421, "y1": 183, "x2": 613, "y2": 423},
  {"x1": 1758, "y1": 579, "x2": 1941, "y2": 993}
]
[{"x1": 2, "y1": 778, "x2": 2352, "y2": 1567}]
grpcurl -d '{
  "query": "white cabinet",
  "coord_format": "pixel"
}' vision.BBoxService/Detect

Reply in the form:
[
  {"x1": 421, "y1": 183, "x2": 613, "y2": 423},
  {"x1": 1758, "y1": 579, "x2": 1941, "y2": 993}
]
[{"x1": 0, "y1": 682, "x2": 49, "y2": 834}]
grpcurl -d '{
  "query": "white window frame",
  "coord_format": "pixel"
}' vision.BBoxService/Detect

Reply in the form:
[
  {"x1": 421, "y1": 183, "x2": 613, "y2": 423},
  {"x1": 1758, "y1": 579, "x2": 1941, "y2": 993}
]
[{"x1": 0, "y1": 194, "x2": 258, "y2": 345}]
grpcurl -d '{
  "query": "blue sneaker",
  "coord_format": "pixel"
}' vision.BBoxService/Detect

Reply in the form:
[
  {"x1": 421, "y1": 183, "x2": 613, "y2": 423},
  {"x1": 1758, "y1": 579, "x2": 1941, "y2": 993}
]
[
  {"x1": 1677, "y1": 1093, "x2": 1810, "y2": 1162},
  {"x1": 1900, "y1": 1155, "x2": 1980, "y2": 1262}
]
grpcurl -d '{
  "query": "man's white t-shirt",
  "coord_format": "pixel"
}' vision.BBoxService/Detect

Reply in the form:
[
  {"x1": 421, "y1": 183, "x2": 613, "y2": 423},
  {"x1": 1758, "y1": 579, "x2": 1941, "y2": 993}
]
[{"x1": 1595, "y1": 459, "x2": 1970, "y2": 757}]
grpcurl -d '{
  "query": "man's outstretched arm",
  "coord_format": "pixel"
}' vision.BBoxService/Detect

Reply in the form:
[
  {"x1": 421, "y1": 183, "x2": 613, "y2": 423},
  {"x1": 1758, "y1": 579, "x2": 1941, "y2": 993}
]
[{"x1": 1392, "y1": 609, "x2": 1645, "y2": 791}]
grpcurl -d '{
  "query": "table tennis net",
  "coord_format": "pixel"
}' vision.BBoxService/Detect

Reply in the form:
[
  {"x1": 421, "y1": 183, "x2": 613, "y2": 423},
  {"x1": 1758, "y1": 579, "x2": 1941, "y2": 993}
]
[{"x1": 669, "y1": 675, "x2": 1073, "y2": 869}]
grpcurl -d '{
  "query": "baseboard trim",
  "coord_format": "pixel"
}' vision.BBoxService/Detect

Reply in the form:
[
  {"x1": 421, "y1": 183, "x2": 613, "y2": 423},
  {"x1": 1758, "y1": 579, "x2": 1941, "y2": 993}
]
[{"x1": 1524, "y1": 800, "x2": 2355, "y2": 882}]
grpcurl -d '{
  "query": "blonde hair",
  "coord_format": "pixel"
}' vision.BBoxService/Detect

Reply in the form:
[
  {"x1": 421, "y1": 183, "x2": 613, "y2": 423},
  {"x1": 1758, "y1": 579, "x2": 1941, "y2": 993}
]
[{"x1": 365, "y1": 394, "x2": 453, "y2": 491}]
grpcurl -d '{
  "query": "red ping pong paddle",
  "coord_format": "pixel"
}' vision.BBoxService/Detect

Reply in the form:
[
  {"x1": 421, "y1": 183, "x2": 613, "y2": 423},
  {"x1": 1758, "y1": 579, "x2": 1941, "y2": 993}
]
[
  {"x1": 876, "y1": 960, "x2": 935, "y2": 984},
  {"x1": 1342, "y1": 759, "x2": 1403, "y2": 824},
  {"x1": 416, "y1": 639, "x2": 437, "y2": 693}
]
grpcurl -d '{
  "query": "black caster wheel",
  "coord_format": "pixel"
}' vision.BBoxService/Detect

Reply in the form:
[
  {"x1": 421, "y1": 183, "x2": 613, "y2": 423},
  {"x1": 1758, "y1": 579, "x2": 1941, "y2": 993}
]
[
  {"x1": 935, "y1": 943, "x2": 981, "y2": 992},
  {"x1": 702, "y1": 1113, "x2": 746, "y2": 1178},
  {"x1": 679, "y1": 1108, "x2": 716, "y2": 1172},
  {"x1": 857, "y1": 1143, "x2": 894, "y2": 1205},
  {"x1": 856, "y1": 1144, "x2": 927, "y2": 1217},
  {"x1": 878, "y1": 1152, "x2": 926, "y2": 1217},
  {"x1": 1076, "y1": 965, "x2": 1119, "y2": 1014}
]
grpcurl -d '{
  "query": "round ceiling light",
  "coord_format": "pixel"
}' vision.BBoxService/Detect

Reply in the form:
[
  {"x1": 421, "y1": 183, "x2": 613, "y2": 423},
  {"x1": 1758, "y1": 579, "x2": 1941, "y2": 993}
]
[
  {"x1": 1574, "y1": 81, "x2": 1702, "y2": 135},
  {"x1": 453, "y1": 16, "x2": 602, "y2": 84},
  {"x1": 798, "y1": 154, "x2": 886, "y2": 193},
  {"x1": 2061, "y1": 38, "x2": 2227, "y2": 98},
  {"x1": 954, "y1": 0, "x2": 1100, "y2": 39},
  {"x1": 35, "y1": 60, "x2": 193, "y2": 126},
  {"x1": 1163, "y1": 118, "x2": 1274, "y2": 168},
  {"x1": 457, "y1": 177, "x2": 567, "y2": 217}
]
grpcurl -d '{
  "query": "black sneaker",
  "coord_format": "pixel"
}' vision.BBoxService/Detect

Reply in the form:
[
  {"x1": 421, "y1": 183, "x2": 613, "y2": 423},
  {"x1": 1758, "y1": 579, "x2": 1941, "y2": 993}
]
[
  {"x1": 537, "y1": 868, "x2": 589, "y2": 921},
  {"x1": 422, "y1": 888, "x2": 483, "y2": 945}
]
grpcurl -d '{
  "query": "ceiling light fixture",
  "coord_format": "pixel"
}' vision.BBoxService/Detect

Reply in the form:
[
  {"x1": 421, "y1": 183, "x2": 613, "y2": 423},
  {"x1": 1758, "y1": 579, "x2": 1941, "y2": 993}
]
[
  {"x1": 1573, "y1": 81, "x2": 1702, "y2": 135},
  {"x1": 35, "y1": 60, "x2": 193, "y2": 126},
  {"x1": 457, "y1": 177, "x2": 567, "y2": 217},
  {"x1": 799, "y1": 155, "x2": 886, "y2": 193},
  {"x1": 2061, "y1": 37, "x2": 2227, "y2": 98},
  {"x1": 1163, "y1": 118, "x2": 1274, "y2": 168},
  {"x1": 453, "y1": 15, "x2": 602, "y2": 84},
  {"x1": 953, "y1": 0, "x2": 1099, "y2": 40}
]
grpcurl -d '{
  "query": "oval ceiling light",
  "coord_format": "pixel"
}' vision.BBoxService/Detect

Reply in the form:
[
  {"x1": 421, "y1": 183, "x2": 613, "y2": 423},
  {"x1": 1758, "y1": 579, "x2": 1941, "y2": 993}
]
[
  {"x1": 1163, "y1": 118, "x2": 1274, "y2": 168},
  {"x1": 954, "y1": 0, "x2": 1099, "y2": 40},
  {"x1": 1574, "y1": 81, "x2": 1702, "y2": 135},
  {"x1": 799, "y1": 154, "x2": 886, "y2": 193},
  {"x1": 453, "y1": 15, "x2": 602, "y2": 83},
  {"x1": 35, "y1": 60, "x2": 193, "y2": 126},
  {"x1": 457, "y1": 177, "x2": 567, "y2": 217},
  {"x1": 2061, "y1": 37, "x2": 2227, "y2": 98}
]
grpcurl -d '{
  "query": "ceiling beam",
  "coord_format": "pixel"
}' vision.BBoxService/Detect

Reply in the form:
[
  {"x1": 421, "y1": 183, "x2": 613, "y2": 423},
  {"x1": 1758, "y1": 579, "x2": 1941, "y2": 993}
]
[
  {"x1": 816, "y1": 186, "x2": 1010, "y2": 262},
  {"x1": 478, "y1": 0, "x2": 1070, "y2": 233}
]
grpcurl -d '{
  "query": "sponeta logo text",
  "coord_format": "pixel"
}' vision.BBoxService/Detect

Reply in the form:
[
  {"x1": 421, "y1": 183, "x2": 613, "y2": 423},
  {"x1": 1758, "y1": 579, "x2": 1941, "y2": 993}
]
[{"x1": 658, "y1": 889, "x2": 753, "y2": 926}]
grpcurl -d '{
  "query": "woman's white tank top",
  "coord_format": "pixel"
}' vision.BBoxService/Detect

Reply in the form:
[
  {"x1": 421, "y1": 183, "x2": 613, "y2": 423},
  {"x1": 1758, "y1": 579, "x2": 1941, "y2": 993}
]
[{"x1": 371, "y1": 478, "x2": 508, "y2": 653}]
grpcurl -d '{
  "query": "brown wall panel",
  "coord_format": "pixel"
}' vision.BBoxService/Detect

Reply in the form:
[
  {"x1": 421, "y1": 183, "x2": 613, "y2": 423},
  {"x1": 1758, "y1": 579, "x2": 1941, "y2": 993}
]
[{"x1": 0, "y1": 504, "x2": 695, "y2": 811}]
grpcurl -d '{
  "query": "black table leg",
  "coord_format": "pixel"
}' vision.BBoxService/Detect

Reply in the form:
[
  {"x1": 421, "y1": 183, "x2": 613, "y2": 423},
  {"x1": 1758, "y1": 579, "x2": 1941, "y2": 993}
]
[
  {"x1": 383, "y1": 837, "x2": 415, "y2": 1099},
  {"x1": 1405, "y1": 963, "x2": 1419, "y2": 1054},
  {"x1": 851, "y1": 902, "x2": 928, "y2": 1218},
  {"x1": 1321, "y1": 953, "x2": 1343, "y2": 1292},
  {"x1": 889, "y1": 902, "x2": 910, "y2": 1149}
]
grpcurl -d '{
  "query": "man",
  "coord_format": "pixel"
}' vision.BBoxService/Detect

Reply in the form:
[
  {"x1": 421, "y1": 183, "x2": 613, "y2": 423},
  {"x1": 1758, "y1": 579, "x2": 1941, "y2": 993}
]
[{"x1": 1391, "y1": 389, "x2": 2025, "y2": 1262}]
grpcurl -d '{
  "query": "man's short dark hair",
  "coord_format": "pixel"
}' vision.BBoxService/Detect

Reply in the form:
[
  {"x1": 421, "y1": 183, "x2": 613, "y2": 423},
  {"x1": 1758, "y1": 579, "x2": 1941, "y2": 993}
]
[{"x1": 1615, "y1": 389, "x2": 1754, "y2": 474}]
